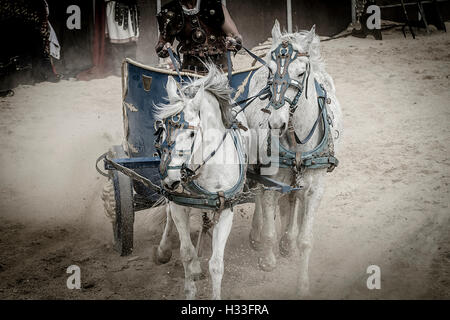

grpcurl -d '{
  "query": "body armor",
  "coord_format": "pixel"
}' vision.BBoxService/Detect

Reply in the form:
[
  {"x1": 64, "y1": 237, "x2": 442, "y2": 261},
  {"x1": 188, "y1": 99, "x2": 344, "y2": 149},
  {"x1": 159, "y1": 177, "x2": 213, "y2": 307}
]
[{"x1": 156, "y1": 0, "x2": 227, "y2": 73}]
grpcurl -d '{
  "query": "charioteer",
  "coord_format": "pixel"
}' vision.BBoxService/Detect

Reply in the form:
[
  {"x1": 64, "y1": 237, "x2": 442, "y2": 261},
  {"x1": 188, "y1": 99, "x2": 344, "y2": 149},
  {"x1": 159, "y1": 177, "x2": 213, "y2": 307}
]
[{"x1": 155, "y1": 0, "x2": 243, "y2": 74}]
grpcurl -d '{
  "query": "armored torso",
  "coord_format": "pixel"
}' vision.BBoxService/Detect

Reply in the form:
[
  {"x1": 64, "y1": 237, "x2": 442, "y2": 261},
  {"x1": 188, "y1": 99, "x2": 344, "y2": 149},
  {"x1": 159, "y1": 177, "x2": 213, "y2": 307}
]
[{"x1": 156, "y1": 0, "x2": 227, "y2": 73}]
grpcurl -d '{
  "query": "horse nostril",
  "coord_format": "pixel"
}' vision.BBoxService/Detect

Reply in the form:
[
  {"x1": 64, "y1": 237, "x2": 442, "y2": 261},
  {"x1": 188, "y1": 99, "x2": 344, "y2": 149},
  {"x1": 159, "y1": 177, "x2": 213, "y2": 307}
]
[
  {"x1": 268, "y1": 122, "x2": 272, "y2": 130},
  {"x1": 281, "y1": 123, "x2": 286, "y2": 132}
]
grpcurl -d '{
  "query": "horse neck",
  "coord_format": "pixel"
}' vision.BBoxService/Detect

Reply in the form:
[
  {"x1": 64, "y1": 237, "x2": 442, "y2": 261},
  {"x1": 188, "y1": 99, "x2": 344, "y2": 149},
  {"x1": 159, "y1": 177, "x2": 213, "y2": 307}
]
[
  {"x1": 245, "y1": 67, "x2": 272, "y2": 130},
  {"x1": 199, "y1": 95, "x2": 228, "y2": 154},
  {"x1": 195, "y1": 94, "x2": 241, "y2": 191}
]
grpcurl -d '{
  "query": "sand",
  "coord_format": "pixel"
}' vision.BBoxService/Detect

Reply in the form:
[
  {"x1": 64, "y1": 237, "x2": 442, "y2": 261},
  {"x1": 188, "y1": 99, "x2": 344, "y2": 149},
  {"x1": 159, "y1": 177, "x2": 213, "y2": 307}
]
[{"x1": 0, "y1": 25, "x2": 449, "y2": 299}]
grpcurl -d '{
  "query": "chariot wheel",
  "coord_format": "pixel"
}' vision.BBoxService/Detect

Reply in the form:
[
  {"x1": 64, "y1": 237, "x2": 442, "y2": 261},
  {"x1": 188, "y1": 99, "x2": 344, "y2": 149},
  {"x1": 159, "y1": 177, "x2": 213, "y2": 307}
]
[{"x1": 103, "y1": 145, "x2": 135, "y2": 256}]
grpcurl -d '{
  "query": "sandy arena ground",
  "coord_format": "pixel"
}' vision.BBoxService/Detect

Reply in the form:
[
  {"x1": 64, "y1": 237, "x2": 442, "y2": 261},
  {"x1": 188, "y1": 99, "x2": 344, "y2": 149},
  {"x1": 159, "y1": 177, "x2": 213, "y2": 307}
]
[{"x1": 0, "y1": 26, "x2": 449, "y2": 300}]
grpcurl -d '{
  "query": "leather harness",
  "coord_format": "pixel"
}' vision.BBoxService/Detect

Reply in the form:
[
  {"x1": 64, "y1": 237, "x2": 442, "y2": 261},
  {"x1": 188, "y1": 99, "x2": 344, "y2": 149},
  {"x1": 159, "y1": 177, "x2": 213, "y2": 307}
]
[
  {"x1": 155, "y1": 40, "x2": 339, "y2": 210},
  {"x1": 155, "y1": 110, "x2": 246, "y2": 210},
  {"x1": 263, "y1": 41, "x2": 339, "y2": 173}
]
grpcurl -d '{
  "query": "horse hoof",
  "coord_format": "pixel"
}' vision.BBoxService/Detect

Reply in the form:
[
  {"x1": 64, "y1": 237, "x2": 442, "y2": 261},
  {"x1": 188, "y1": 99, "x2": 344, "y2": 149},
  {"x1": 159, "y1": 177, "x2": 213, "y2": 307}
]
[
  {"x1": 153, "y1": 246, "x2": 172, "y2": 265},
  {"x1": 191, "y1": 271, "x2": 206, "y2": 282},
  {"x1": 189, "y1": 259, "x2": 204, "y2": 281},
  {"x1": 297, "y1": 286, "x2": 311, "y2": 299},
  {"x1": 279, "y1": 236, "x2": 293, "y2": 257},
  {"x1": 249, "y1": 234, "x2": 263, "y2": 251},
  {"x1": 297, "y1": 283, "x2": 311, "y2": 299},
  {"x1": 258, "y1": 256, "x2": 276, "y2": 272}
]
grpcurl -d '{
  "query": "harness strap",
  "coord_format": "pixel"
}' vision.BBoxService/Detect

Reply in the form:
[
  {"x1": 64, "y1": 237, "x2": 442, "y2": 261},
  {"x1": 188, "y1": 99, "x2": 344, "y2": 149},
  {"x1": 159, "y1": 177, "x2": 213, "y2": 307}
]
[
  {"x1": 229, "y1": 46, "x2": 273, "y2": 116},
  {"x1": 166, "y1": 129, "x2": 246, "y2": 210},
  {"x1": 227, "y1": 50, "x2": 233, "y2": 85},
  {"x1": 166, "y1": 193, "x2": 223, "y2": 210},
  {"x1": 288, "y1": 118, "x2": 296, "y2": 149},
  {"x1": 273, "y1": 79, "x2": 338, "y2": 171},
  {"x1": 295, "y1": 151, "x2": 303, "y2": 169},
  {"x1": 242, "y1": 46, "x2": 270, "y2": 68},
  {"x1": 218, "y1": 191, "x2": 225, "y2": 211},
  {"x1": 304, "y1": 63, "x2": 310, "y2": 100},
  {"x1": 167, "y1": 47, "x2": 183, "y2": 81},
  {"x1": 192, "y1": 130, "x2": 229, "y2": 174},
  {"x1": 233, "y1": 85, "x2": 271, "y2": 116},
  {"x1": 292, "y1": 96, "x2": 324, "y2": 145},
  {"x1": 104, "y1": 154, "x2": 163, "y2": 194}
]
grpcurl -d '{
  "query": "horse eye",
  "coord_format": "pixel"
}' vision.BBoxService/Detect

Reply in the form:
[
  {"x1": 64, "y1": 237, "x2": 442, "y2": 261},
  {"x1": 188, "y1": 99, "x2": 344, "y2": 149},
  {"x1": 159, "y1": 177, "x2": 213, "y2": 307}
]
[
  {"x1": 298, "y1": 72, "x2": 305, "y2": 77},
  {"x1": 190, "y1": 132, "x2": 195, "y2": 138}
]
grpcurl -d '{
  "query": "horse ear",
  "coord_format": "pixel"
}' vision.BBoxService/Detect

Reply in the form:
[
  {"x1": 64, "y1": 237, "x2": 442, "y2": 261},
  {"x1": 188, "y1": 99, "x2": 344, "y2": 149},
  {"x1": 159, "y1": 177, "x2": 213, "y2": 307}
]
[
  {"x1": 166, "y1": 76, "x2": 179, "y2": 101},
  {"x1": 272, "y1": 20, "x2": 282, "y2": 43},
  {"x1": 192, "y1": 84, "x2": 204, "y2": 108},
  {"x1": 305, "y1": 24, "x2": 316, "y2": 49}
]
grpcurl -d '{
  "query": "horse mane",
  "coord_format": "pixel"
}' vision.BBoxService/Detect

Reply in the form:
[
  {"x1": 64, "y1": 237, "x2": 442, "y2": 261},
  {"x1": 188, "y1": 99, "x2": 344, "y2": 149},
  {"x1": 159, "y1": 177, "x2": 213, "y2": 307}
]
[{"x1": 155, "y1": 64, "x2": 234, "y2": 127}]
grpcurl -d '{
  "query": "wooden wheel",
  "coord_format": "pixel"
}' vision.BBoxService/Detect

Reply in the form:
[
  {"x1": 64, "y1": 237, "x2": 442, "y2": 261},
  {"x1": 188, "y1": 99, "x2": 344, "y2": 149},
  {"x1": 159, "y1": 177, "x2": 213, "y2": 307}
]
[{"x1": 107, "y1": 145, "x2": 135, "y2": 256}]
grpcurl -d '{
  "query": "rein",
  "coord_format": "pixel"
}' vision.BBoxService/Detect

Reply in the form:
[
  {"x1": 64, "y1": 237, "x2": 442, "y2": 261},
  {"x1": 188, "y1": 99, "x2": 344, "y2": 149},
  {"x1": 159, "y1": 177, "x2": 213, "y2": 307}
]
[{"x1": 167, "y1": 47, "x2": 183, "y2": 82}]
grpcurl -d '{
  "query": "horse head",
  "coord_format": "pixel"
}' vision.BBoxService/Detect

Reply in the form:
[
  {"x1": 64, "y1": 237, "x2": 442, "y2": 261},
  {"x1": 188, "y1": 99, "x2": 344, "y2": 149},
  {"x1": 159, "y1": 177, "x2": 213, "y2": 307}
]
[
  {"x1": 265, "y1": 21, "x2": 317, "y2": 137},
  {"x1": 155, "y1": 65, "x2": 235, "y2": 192}
]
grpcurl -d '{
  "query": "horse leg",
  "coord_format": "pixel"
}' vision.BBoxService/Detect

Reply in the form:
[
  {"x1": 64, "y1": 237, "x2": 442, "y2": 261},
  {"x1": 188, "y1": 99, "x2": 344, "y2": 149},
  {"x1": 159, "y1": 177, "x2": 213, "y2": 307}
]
[
  {"x1": 209, "y1": 208, "x2": 234, "y2": 300},
  {"x1": 258, "y1": 190, "x2": 280, "y2": 272},
  {"x1": 279, "y1": 194, "x2": 301, "y2": 257},
  {"x1": 296, "y1": 179, "x2": 324, "y2": 298},
  {"x1": 155, "y1": 204, "x2": 174, "y2": 264},
  {"x1": 170, "y1": 203, "x2": 202, "y2": 299},
  {"x1": 278, "y1": 194, "x2": 290, "y2": 234},
  {"x1": 249, "y1": 193, "x2": 263, "y2": 251}
]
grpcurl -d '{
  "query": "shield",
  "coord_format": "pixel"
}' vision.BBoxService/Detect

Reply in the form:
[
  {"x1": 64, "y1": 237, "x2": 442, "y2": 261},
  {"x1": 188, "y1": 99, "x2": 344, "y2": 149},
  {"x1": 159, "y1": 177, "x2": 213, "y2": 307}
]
[{"x1": 121, "y1": 58, "x2": 261, "y2": 201}]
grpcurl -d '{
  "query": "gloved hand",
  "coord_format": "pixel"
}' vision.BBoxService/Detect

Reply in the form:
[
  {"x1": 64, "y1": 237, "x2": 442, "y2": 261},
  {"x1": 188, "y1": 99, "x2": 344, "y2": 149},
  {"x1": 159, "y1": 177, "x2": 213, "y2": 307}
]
[
  {"x1": 225, "y1": 35, "x2": 243, "y2": 53},
  {"x1": 156, "y1": 42, "x2": 172, "y2": 59}
]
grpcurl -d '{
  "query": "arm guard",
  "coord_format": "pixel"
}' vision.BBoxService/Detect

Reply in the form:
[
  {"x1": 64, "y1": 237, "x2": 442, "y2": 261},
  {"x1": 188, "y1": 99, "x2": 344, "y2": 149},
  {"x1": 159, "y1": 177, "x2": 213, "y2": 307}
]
[{"x1": 155, "y1": 38, "x2": 169, "y2": 58}]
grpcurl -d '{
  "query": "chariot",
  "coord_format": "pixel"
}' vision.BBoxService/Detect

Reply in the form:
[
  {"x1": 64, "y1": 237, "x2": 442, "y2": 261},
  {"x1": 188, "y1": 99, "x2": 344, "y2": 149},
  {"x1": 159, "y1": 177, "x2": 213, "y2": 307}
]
[{"x1": 97, "y1": 58, "x2": 298, "y2": 256}]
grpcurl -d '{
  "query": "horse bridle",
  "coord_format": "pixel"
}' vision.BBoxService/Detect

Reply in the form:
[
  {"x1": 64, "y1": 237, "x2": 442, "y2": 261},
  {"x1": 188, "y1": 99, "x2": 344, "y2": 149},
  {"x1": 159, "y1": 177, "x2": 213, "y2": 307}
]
[
  {"x1": 155, "y1": 111, "x2": 200, "y2": 181},
  {"x1": 265, "y1": 40, "x2": 310, "y2": 111},
  {"x1": 263, "y1": 40, "x2": 323, "y2": 147},
  {"x1": 260, "y1": 40, "x2": 339, "y2": 174}
]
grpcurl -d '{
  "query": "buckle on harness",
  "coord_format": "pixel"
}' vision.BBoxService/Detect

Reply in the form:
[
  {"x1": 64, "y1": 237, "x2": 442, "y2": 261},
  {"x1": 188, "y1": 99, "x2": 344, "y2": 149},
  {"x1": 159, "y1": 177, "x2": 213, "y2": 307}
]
[
  {"x1": 295, "y1": 151, "x2": 303, "y2": 170},
  {"x1": 217, "y1": 191, "x2": 225, "y2": 211},
  {"x1": 327, "y1": 157, "x2": 338, "y2": 173},
  {"x1": 180, "y1": 163, "x2": 198, "y2": 184}
]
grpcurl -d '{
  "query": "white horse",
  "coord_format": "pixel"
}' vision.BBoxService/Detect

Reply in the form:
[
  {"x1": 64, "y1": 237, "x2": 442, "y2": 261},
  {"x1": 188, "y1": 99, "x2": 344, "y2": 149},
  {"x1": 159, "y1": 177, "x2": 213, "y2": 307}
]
[
  {"x1": 154, "y1": 66, "x2": 249, "y2": 300},
  {"x1": 245, "y1": 21, "x2": 343, "y2": 297}
]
